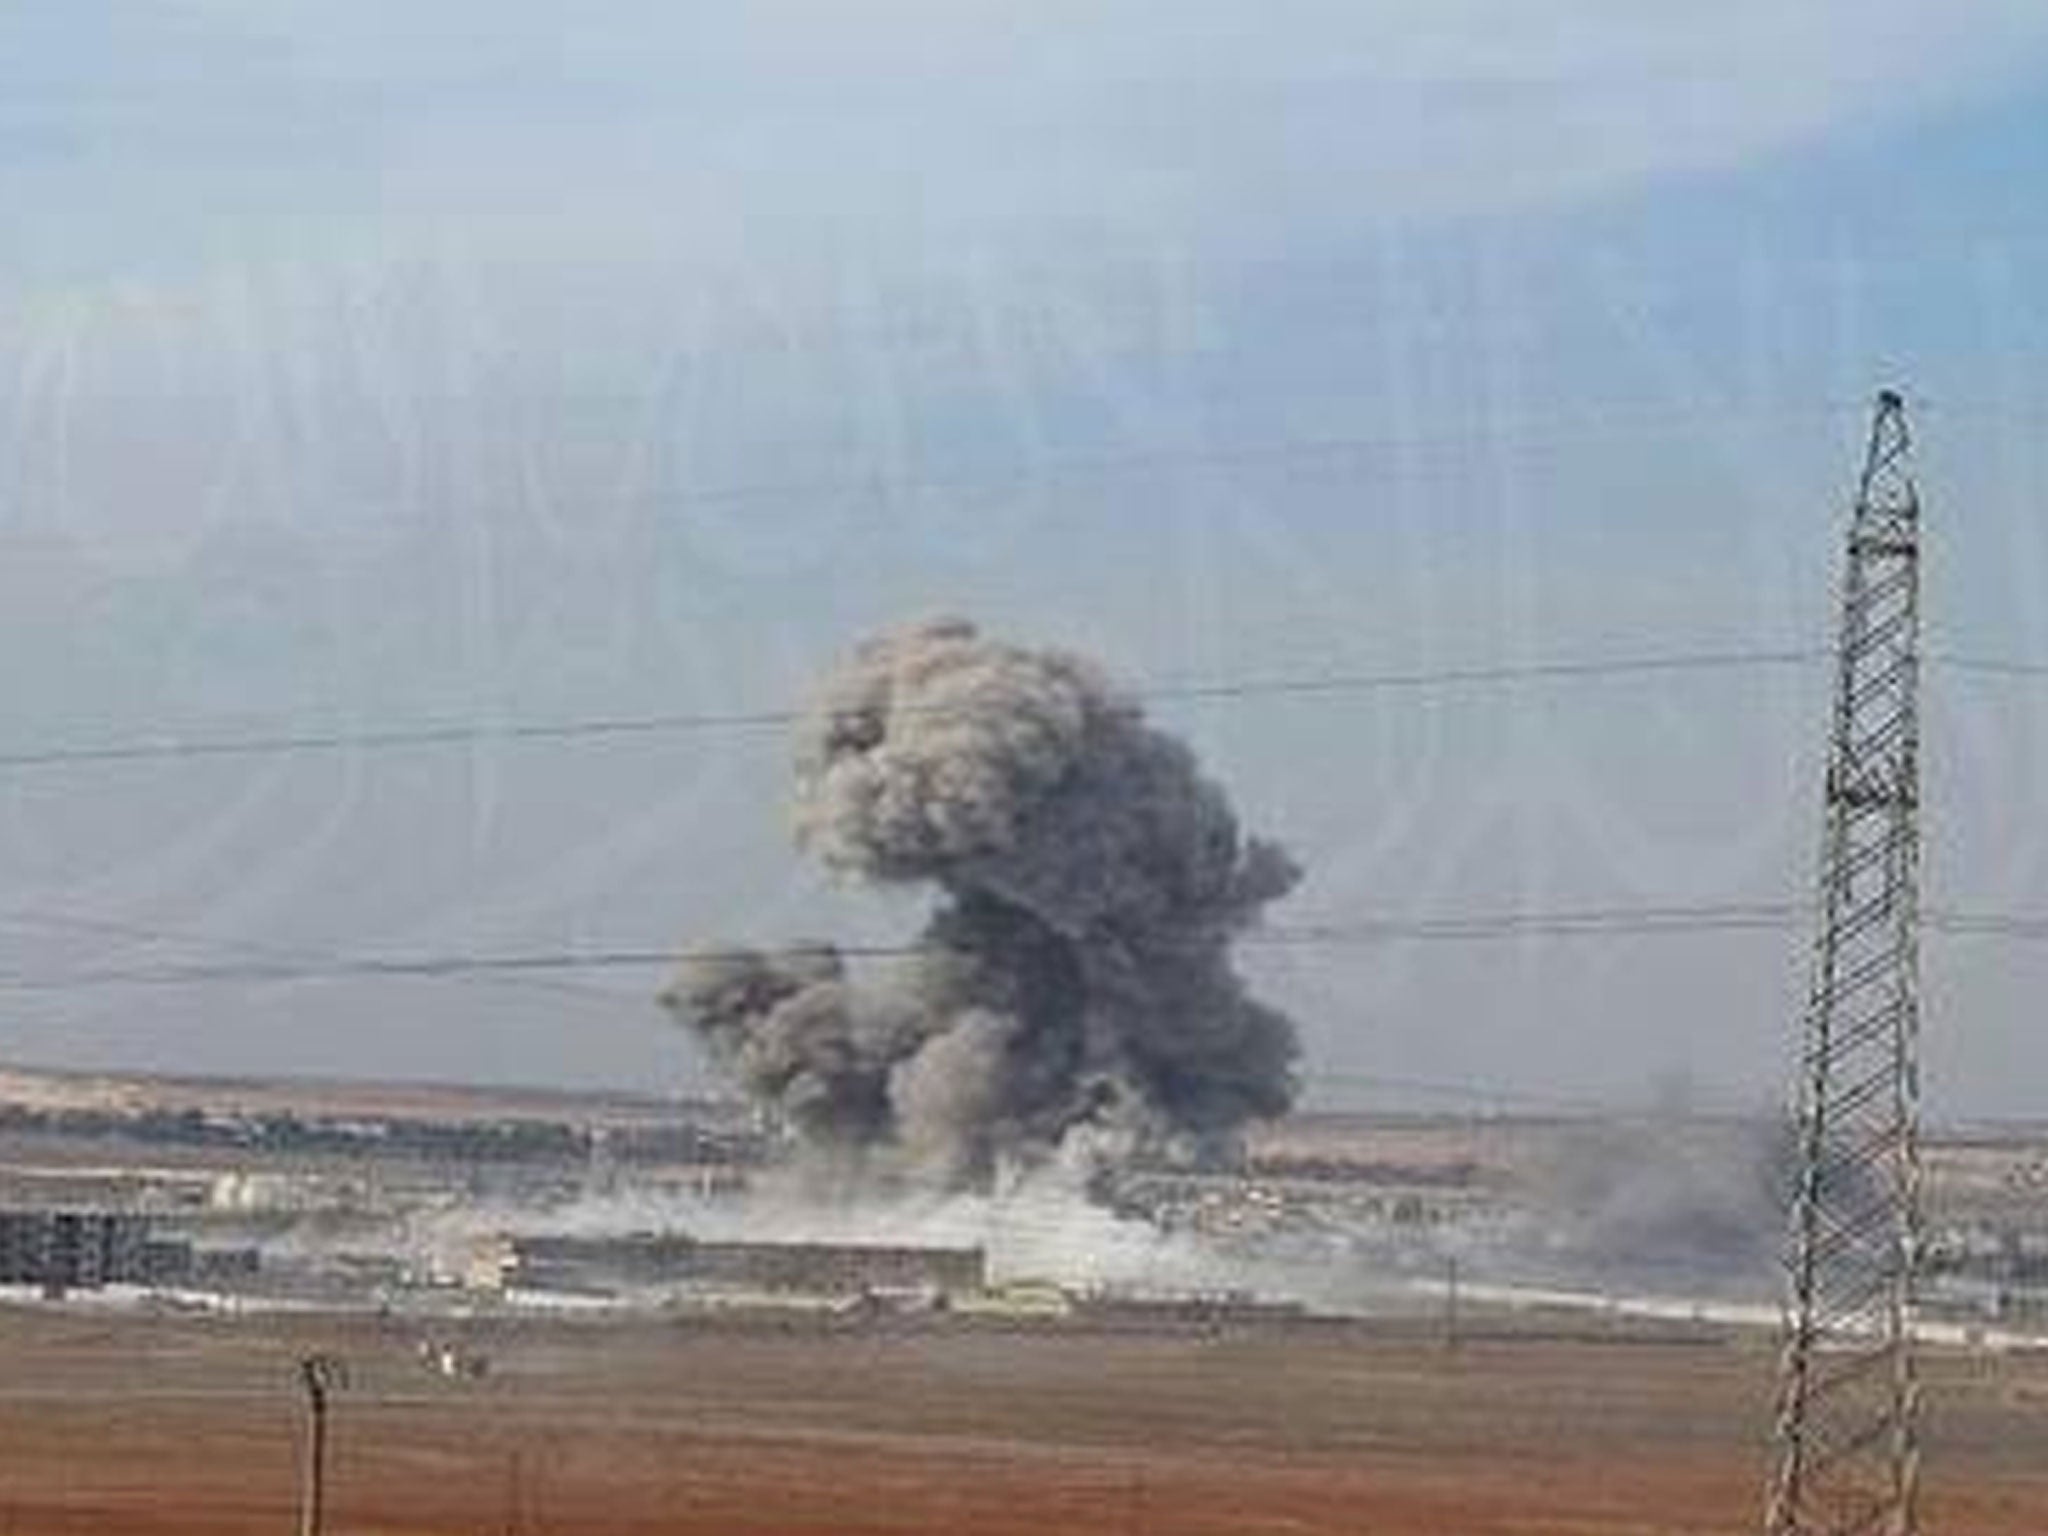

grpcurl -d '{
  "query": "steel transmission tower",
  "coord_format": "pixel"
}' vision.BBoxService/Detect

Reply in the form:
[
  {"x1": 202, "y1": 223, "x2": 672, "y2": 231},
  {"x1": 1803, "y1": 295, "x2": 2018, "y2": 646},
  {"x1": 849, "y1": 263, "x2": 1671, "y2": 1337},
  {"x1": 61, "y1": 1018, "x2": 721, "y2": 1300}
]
[{"x1": 1766, "y1": 390, "x2": 1925, "y2": 1536}]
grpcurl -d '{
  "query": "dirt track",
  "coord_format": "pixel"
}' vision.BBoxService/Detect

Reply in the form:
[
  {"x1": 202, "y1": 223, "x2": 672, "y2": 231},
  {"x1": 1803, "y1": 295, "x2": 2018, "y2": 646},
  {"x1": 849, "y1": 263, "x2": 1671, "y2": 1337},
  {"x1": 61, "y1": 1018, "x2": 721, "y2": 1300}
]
[{"x1": 0, "y1": 1308, "x2": 2043, "y2": 1534}]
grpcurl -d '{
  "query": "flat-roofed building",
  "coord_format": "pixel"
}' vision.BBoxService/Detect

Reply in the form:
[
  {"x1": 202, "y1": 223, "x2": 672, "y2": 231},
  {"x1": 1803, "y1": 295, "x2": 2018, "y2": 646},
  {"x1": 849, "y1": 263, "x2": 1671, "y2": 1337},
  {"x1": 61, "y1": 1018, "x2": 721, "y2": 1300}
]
[
  {"x1": 0, "y1": 1210, "x2": 189, "y2": 1292},
  {"x1": 499, "y1": 1232, "x2": 985, "y2": 1299}
]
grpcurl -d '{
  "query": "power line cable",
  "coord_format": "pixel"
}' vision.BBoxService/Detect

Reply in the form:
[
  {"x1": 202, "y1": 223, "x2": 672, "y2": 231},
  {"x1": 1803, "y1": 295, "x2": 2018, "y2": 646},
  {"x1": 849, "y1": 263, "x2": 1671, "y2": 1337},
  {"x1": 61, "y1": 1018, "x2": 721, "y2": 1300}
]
[
  {"x1": 25, "y1": 645, "x2": 2048, "y2": 777},
  {"x1": 13, "y1": 900, "x2": 2048, "y2": 994},
  {"x1": 0, "y1": 907, "x2": 641, "y2": 1007},
  {"x1": 1927, "y1": 910, "x2": 2048, "y2": 938},
  {"x1": 0, "y1": 646, "x2": 1827, "y2": 773},
  {"x1": 0, "y1": 901, "x2": 1823, "y2": 992},
  {"x1": 2, "y1": 639, "x2": 2038, "y2": 779},
  {"x1": 1929, "y1": 651, "x2": 2048, "y2": 678},
  {"x1": 1260, "y1": 901, "x2": 1802, "y2": 944}
]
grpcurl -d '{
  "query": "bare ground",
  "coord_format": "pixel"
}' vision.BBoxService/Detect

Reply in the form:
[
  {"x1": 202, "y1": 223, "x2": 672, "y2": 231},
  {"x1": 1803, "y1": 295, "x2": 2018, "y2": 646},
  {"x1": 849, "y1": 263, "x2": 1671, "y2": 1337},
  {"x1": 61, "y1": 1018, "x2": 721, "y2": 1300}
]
[{"x1": 0, "y1": 1307, "x2": 2043, "y2": 1534}]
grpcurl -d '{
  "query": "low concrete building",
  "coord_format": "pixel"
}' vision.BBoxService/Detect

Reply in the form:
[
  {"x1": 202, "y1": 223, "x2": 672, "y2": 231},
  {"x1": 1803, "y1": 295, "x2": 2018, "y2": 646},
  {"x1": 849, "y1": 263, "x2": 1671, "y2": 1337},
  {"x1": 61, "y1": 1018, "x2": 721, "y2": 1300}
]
[
  {"x1": 0, "y1": 1210, "x2": 190, "y2": 1291},
  {"x1": 496, "y1": 1232, "x2": 986, "y2": 1300}
]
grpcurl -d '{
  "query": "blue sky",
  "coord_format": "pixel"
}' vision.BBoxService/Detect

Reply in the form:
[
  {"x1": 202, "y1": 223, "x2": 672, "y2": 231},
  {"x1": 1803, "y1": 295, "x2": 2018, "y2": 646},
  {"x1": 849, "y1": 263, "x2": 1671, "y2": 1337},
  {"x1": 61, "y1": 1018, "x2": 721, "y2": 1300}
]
[{"x1": 2, "y1": 4, "x2": 2048, "y2": 1115}]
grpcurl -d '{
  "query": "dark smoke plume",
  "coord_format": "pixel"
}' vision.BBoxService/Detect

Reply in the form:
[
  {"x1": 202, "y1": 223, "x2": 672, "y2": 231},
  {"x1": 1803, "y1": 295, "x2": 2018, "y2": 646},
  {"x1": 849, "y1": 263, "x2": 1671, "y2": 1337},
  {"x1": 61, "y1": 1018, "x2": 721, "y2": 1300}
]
[{"x1": 660, "y1": 619, "x2": 1301, "y2": 1187}]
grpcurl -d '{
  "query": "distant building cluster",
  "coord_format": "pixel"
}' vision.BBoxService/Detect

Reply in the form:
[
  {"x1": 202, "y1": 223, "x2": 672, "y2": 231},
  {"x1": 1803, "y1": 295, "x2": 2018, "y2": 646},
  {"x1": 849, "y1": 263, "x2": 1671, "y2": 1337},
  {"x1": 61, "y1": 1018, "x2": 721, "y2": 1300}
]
[
  {"x1": 0, "y1": 1210, "x2": 188, "y2": 1293},
  {"x1": 1, "y1": 1071, "x2": 2046, "y2": 1340},
  {"x1": 477, "y1": 1233, "x2": 988, "y2": 1301}
]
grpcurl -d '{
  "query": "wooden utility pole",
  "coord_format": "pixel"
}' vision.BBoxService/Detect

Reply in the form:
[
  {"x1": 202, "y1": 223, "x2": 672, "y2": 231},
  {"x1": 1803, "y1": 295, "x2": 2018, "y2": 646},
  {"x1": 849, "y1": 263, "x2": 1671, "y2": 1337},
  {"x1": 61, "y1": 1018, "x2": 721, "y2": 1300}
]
[
  {"x1": 1444, "y1": 1255, "x2": 1461, "y2": 1353},
  {"x1": 297, "y1": 1354, "x2": 346, "y2": 1536}
]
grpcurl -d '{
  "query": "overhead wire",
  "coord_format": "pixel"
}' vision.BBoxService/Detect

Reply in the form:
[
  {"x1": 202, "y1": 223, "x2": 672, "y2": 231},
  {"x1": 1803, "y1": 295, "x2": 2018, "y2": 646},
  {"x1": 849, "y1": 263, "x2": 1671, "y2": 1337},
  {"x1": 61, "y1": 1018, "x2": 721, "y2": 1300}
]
[
  {"x1": 12, "y1": 644, "x2": 2048, "y2": 776},
  {"x1": 0, "y1": 645, "x2": 1829, "y2": 772},
  {"x1": 0, "y1": 899, "x2": 1909, "y2": 993},
  {"x1": 0, "y1": 907, "x2": 647, "y2": 1008},
  {"x1": 11, "y1": 900, "x2": 2048, "y2": 996},
  {"x1": 1929, "y1": 651, "x2": 2048, "y2": 678}
]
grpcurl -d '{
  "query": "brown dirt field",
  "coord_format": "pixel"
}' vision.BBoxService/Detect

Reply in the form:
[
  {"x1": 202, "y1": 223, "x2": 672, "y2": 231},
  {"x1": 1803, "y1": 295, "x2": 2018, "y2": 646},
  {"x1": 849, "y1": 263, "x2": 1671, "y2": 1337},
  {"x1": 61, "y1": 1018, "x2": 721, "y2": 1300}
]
[{"x1": 0, "y1": 1308, "x2": 2043, "y2": 1534}]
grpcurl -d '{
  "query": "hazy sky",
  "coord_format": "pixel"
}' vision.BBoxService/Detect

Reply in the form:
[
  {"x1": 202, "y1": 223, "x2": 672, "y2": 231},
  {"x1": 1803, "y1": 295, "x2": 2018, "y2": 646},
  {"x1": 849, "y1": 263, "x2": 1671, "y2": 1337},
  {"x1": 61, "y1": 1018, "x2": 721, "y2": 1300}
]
[{"x1": 3, "y1": 4, "x2": 2048, "y2": 1116}]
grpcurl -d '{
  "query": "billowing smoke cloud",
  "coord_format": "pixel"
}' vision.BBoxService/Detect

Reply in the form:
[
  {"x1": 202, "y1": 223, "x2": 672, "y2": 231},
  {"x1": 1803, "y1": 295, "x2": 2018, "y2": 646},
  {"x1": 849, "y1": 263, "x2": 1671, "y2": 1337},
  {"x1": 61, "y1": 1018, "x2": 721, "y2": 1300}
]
[{"x1": 660, "y1": 618, "x2": 1301, "y2": 1188}]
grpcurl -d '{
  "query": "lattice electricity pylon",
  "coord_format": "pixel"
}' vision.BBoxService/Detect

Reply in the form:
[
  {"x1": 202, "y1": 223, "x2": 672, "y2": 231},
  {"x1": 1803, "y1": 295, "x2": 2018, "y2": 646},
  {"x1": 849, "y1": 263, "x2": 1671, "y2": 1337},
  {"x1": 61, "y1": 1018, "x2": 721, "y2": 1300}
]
[{"x1": 1765, "y1": 389, "x2": 1925, "y2": 1536}]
